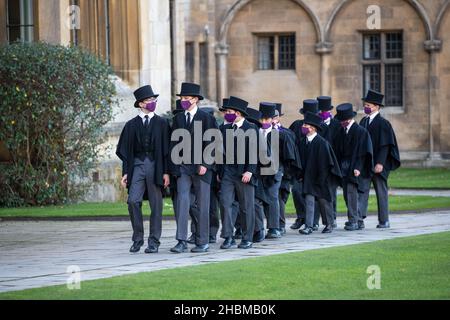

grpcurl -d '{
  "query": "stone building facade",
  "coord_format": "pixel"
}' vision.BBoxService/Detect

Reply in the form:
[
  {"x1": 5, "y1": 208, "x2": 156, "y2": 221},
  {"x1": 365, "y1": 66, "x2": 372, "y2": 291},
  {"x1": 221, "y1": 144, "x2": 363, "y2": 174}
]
[
  {"x1": 1, "y1": 0, "x2": 450, "y2": 202},
  {"x1": 182, "y1": 0, "x2": 450, "y2": 165}
]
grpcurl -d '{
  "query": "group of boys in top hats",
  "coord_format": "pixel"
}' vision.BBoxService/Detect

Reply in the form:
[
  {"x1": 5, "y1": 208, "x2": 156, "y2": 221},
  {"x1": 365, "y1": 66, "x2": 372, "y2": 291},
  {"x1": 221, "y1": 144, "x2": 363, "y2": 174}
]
[{"x1": 116, "y1": 81, "x2": 400, "y2": 254}]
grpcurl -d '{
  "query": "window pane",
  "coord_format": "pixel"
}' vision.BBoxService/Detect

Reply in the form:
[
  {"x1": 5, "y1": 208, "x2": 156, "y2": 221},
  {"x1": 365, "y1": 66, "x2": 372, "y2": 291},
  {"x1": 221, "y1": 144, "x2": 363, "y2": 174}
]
[
  {"x1": 278, "y1": 34, "x2": 295, "y2": 70},
  {"x1": 257, "y1": 36, "x2": 274, "y2": 70},
  {"x1": 386, "y1": 32, "x2": 403, "y2": 59},
  {"x1": 7, "y1": 0, "x2": 20, "y2": 25},
  {"x1": 7, "y1": 0, "x2": 34, "y2": 43},
  {"x1": 363, "y1": 34, "x2": 381, "y2": 60},
  {"x1": 363, "y1": 64, "x2": 381, "y2": 94},
  {"x1": 385, "y1": 64, "x2": 403, "y2": 106},
  {"x1": 185, "y1": 42, "x2": 195, "y2": 83}
]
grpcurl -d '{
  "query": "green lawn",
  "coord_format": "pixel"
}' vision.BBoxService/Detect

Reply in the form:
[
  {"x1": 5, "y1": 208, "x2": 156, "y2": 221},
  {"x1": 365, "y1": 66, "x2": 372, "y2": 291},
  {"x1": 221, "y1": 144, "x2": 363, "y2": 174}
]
[
  {"x1": 0, "y1": 195, "x2": 450, "y2": 218},
  {"x1": 1, "y1": 231, "x2": 449, "y2": 300},
  {"x1": 1, "y1": 194, "x2": 450, "y2": 218},
  {"x1": 389, "y1": 168, "x2": 450, "y2": 189}
]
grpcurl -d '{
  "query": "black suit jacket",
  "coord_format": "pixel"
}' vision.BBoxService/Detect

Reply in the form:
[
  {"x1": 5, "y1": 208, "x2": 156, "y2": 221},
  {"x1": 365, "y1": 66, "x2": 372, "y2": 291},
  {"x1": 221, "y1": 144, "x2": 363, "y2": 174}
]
[{"x1": 169, "y1": 108, "x2": 218, "y2": 184}]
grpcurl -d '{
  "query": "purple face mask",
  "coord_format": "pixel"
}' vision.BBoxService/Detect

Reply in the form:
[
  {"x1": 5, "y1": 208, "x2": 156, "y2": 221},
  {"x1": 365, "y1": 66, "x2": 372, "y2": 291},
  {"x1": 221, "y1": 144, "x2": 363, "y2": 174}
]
[
  {"x1": 364, "y1": 107, "x2": 372, "y2": 115},
  {"x1": 224, "y1": 113, "x2": 237, "y2": 123},
  {"x1": 145, "y1": 101, "x2": 157, "y2": 112},
  {"x1": 340, "y1": 120, "x2": 351, "y2": 128},
  {"x1": 181, "y1": 100, "x2": 192, "y2": 110},
  {"x1": 319, "y1": 111, "x2": 332, "y2": 121},
  {"x1": 261, "y1": 123, "x2": 272, "y2": 130},
  {"x1": 301, "y1": 127, "x2": 310, "y2": 136}
]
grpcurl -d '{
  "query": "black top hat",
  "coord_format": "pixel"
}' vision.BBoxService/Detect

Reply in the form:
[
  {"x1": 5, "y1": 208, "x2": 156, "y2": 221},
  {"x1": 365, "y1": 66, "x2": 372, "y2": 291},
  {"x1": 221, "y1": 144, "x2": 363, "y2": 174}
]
[
  {"x1": 134, "y1": 85, "x2": 159, "y2": 108},
  {"x1": 246, "y1": 107, "x2": 262, "y2": 128},
  {"x1": 300, "y1": 99, "x2": 319, "y2": 114},
  {"x1": 224, "y1": 96, "x2": 249, "y2": 116},
  {"x1": 303, "y1": 112, "x2": 323, "y2": 133},
  {"x1": 317, "y1": 96, "x2": 333, "y2": 111},
  {"x1": 176, "y1": 82, "x2": 204, "y2": 100},
  {"x1": 335, "y1": 103, "x2": 357, "y2": 121},
  {"x1": 172, "y1": 99, "x2": 184, "y2": 115},
  {"x1": 275, "y1": 103, "x2": 284, "y2": 116},
  {"x1": 259, "y1": 102, "x2": 277, "y2": 119},
  {"x1": 219, "y1": 98, "x2": 230, "y2": 112},
  {"x1": 362, "y1": 89, "x2": 384, "y2": 107}
]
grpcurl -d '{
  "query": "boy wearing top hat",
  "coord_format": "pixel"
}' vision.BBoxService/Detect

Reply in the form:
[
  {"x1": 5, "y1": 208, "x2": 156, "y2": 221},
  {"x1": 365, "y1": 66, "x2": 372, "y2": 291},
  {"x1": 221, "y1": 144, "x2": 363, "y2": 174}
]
[
  {"x1": 359, "y1": 90, "x2": 401, "y2": 228},
  {"x1": 188, "y1": 107, "x2": 221, "y2": 243},
  {"x1": 289, "y1": 100, "x2": 325, "y2": 231},
  {"x1": 298, "y1": 112, "x2": 342, "y2": 234},
  {"x1": 169, "y1": 82, "x2": 218, "y2": 253},
  {"x1": 259, "y1": 102, "x2": 284, "y2": 239},
  {"x1": 317, "y1": 96, "x2": 340, "y2": 227},
  {"x1": 245, "y1": 107, "x2": 269, "y2": 243},
  {"x1": 218, "y1": 96, "x2": 258, "y2": 249},
  {"x1": 333, "y1": 103, "x2": 374, "y2": 231},
  {"x1": 116, "y1": 85, "x2": 170, "y2": 253}
]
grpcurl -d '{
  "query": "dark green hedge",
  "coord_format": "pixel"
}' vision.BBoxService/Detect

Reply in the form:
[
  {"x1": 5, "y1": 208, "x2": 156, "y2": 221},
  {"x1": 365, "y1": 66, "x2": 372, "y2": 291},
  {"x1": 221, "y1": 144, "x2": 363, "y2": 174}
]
[{"x1": 0, "y1": 42, "x2": 117, "y2": 207}]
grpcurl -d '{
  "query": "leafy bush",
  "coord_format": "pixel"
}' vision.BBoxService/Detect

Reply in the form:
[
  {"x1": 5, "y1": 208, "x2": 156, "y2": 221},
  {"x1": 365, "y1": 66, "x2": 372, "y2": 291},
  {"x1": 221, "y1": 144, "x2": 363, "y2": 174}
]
[{"x1": 0, "y1": 42, "x2": 117, "y2": 207}]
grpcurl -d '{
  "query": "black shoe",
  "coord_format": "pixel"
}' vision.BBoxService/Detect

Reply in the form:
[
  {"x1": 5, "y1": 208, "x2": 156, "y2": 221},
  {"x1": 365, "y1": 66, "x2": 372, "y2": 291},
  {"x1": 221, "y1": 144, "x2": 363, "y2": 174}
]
[
  {"x1": 234, "y1": 229, "x2": 242, "y2": 240},
  {"x1": 170, "y1": 241, "x2": 188, "y2": 253},
  {"x1": 191, "y1": 244, "x2": 209, "y2": 253},
  {"x1": 187, "y1": 234, "x2": 196, "y2": 244},
  {"x1": 300, "y1": 227, "x2": 313, "y2": 235},
  {"x1": 377, "y1": 221, "x2": 390, "y2": 228},
  {"x1": 279, "y1": 227, "x2": 286, "y2": 235},
  {"x1": 344, "y1": 221, "x2": 352, "y2": 226},
  {"x1": 344, "y1": 223, "x2": 358, "y2": 231},
  {"x1": 312, "y1": 224, "x2": 319, "y2": 231},
  {"x1": 129, "y1": 240, "x2": 144, "y2": 253},
  {"x1": 290, "y1": 219, "x2": 304, "y2": 230},
  {"x1": 358, "y1": 221, "x2": 365, "y2": 230},
  {"x1": 253, "y1": 230, "x2": 265, "y2": 243},
  {"x1": 209, "y1": 235, "x2": 217, "y2": 244},
  {"x1": 144, "y1": 243, "x2": 159, "y2": 254},
  {"x1": 322, "y1": 225, "x2": 333, "y2": 234},
  {"x1": 265, "y1": 228, "x2": 281, "y2": 239},
  {"x1": 238, "y1": 240, "x2": 253, "y2": 249},
  {"x1": 220, "y1": 237, "x2": 237, "y2": 249}
]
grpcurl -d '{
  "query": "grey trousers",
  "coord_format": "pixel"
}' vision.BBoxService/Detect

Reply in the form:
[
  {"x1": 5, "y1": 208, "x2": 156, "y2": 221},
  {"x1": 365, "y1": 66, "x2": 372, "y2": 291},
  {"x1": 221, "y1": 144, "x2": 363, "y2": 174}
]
[
  {"x1": 127, "y1": 158, "x2": 163, "y2": 244},
  {"x1": 304, "y1": 194, "x2": 334, "y2": 228},
  {"x1": 191, "y1": 189, "x2": 220, "y2": 238},
  {"x1": 358, "y1": 175, "x2": 389, "y2": 223},
  {"x1": 220, "y1": 173, "x2": 255, "y2": 242},
  {"x1": 279, "y1": 188, "x2": 290, "y2": 228},
  {"x1": 343, "y1": 181, "x2": 362, "y2": 223},
  {"x1": 263, "y1": 173, "x2": 282, "y2": 230},
  {"x1": 254, "y1": 198, "x2": 265, "y2": 234},
  {"x1": 292, "y1": 180, "x2": 305, "y2": 220},
  {"x1": 176, "y1": 173, "x2": 211, "y2": 245}
]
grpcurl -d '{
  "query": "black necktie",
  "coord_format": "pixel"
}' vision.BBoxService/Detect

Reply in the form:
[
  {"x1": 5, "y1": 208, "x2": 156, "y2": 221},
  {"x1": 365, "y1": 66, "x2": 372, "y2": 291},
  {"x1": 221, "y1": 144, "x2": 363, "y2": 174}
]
[
  {"x1": 365, "y1": 117, "x2": 370, "y2": 129},
  {"x1": 144, "y1": 115, "x2": 149, "y2": 129},
  {"x1": 233, "y1": 124, "x2": 238, "y2": 132},
  {"x1": 186, "y1": 112, "x2": 191, "y2": 127}
]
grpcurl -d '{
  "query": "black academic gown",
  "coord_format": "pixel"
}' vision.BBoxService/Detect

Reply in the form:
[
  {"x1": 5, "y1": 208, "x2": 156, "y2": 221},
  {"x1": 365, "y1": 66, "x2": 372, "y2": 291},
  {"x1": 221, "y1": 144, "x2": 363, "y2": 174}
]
[
  {"x1": 299, "y1": 134, "x2": 342, "y2": 201},
  {"x1": 322, "y1": 118, "x2": 341, "y2": 147},
  {"x1": 218, "y1": 120, "x2": 259, "y2": 186},
  {"x1": 333, "y1": 123, "x2": 374, "y2": 193},
  {"x1": 116, "y1": 115, "x2": 170, "y2": 195},
  {"x1": 169, "y1": 108, "x2": 218, "y2": 184},
  {"x1": 278, "y1": 126, "x2": 302, "y2": 191},
  {"x1": 360, "y1": 114, "x2": 401, "y2": 181}
]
